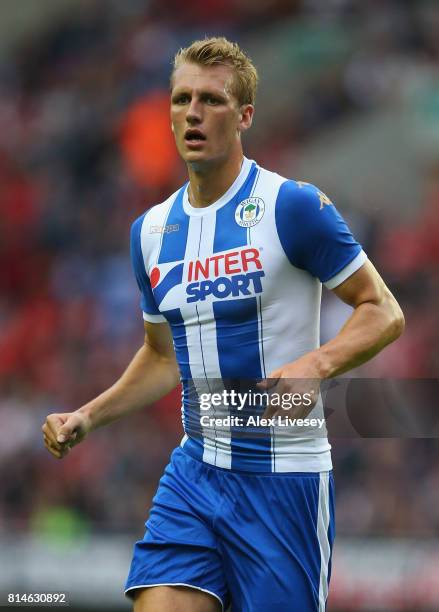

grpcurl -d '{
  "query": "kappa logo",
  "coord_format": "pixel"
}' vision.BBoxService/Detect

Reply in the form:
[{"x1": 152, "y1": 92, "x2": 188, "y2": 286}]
[
  {"x1": 297, "y1": 181, "x2": 333, "y2": 210},
  {"x1": 149, "y1": 224, "x2": 180, "y2": 234},
  {"x1": 235, "y1": 197, "x2": 265, "y2": 228}
]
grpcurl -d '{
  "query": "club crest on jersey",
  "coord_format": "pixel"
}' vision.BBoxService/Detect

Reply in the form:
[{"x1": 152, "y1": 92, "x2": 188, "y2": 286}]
[{"x1": 235, "y1": 197, "x2": 265, "y2": 228}]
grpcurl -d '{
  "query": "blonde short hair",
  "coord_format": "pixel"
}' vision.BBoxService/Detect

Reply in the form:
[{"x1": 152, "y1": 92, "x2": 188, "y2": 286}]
[{"x1": 172, "y1": 36, "x2": 258, "y2": 106}]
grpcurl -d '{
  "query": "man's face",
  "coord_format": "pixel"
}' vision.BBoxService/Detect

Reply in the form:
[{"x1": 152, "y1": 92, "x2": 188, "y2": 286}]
[{"x1": 170, "y1": 62, "x2": 253, "y2": 167}]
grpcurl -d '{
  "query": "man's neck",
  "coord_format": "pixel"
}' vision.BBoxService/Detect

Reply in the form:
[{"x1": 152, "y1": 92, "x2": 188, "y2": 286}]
[{"x1": 187, "y1": 151, "x2": 244, "y2": 208}]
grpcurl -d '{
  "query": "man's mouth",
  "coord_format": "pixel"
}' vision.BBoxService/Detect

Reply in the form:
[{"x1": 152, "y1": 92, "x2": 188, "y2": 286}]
[{"x1": 184, "y1": 129, "x2": 206, "y2": 144}]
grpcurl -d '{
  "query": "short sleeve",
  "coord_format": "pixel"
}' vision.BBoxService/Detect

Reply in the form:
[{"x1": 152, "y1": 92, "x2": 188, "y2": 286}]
[
  {"x1": 130, "y1": 214, "x2": 166, "y2": 322},
  {"x1": 275, "y1": 180, "x2": 367, "y2": 289}
]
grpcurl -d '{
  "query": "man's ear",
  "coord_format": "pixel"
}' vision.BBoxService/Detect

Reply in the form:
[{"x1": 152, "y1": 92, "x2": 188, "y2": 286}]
[{"x1": 238, "y1": 104, "x2": 254, "y2": 133}]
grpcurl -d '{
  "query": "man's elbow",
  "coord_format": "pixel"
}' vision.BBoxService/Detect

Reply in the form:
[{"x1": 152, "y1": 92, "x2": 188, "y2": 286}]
[{"x1": 385, "y1": 294, "x2": 405, "y2": 342}]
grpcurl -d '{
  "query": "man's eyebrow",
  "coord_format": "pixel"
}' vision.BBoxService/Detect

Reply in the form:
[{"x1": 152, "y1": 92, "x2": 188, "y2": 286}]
[
  {"x1": 200, "y1": 91, "x2": 227, "y2": 99},
  {"x1": 172, "y1": 88, "x2": 228, "y2": 98}
]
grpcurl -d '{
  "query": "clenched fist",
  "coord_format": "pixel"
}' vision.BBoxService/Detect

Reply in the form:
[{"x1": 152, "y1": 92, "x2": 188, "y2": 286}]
[{"x1": 42, "y1": 411, "x2": 92, "y2": 459}]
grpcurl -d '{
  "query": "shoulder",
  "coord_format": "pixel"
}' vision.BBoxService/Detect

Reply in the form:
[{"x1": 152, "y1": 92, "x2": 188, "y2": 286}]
[
  {"x1": 275, "y1": 178, "x2": 339, "y2": 245},
  {"x1": 276, "y1": 179, "x2": 334, "y2": 217},
  {"x1": 254, "y1": 163, "x2": 330, "y2": 216}
]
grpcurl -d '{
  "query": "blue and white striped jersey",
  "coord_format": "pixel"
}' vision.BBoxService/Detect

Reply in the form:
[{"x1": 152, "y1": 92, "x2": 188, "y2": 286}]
[{"x1": 131, "y1": 157, "x2": 366, "y2": 472}]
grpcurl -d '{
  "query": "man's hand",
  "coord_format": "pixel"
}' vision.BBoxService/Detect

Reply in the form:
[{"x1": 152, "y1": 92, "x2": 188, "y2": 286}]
[
  {"x1": 258, "y1": 352, "x2": 322, "y2": 419},
  {"x1": 42, "y1": 411, "x2": 92, "y2": 459}
]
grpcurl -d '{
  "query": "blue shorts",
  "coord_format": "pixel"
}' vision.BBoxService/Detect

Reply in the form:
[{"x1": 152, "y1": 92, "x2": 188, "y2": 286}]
[{"x1": 125, "y1": 446, "x2": 335, "y2": 611}]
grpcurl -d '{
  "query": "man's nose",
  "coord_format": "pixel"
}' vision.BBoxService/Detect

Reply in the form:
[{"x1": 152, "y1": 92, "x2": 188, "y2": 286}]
[{"x1": 186, "y1": 99, "x2": 202, "y2": 124}]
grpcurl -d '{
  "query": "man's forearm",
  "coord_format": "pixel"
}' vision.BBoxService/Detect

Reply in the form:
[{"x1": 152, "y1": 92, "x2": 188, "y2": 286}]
[
  {"x1": 77, "y1": 344, "x2": 180, "y2": 431},
  {"x1": 315, "y1": 292, "x2": 405, "y2": 379}
]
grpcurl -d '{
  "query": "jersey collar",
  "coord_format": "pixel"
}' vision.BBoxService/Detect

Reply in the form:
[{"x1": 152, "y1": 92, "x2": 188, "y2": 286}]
[{"x1": 182, "y1": 157, "x2": 254, "y2": 217}]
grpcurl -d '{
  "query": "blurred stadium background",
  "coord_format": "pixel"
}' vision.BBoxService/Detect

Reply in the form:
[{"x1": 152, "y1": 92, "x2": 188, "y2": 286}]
[{"x1": 0, "y1": 0, "x2": 438, "y2": 610}]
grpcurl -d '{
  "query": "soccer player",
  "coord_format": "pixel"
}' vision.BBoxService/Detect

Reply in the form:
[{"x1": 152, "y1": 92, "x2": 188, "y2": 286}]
[{"x1": 42, "y1": 37, "x2": 404, "y2": 611}]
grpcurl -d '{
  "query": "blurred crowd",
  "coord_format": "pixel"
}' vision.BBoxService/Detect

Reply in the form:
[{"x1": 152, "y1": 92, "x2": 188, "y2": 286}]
[{"x1": 0, "y1": 0, "x2": 438, "y2": 539}]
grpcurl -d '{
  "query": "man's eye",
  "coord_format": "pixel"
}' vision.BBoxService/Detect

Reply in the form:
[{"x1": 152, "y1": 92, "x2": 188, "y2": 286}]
[
  {"x1": 206, "y1": 97, "x2": 219, "y2": 105},
  {"x1": 175, "y1": 96, "x2": 189, "y2": 104}
]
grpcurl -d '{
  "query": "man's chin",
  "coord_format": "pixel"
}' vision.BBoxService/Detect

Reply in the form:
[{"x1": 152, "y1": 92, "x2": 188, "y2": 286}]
[
  {"x1": 183, "y1": 150, "x2": 215, "y2": 168},
  {"x1": 183, "y1": 147, "x2": 208, "y2": 159}
]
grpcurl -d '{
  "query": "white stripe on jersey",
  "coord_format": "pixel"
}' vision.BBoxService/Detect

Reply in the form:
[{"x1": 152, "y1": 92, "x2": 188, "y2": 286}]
[
  {"x1": 184, "y1": 212, "x2": 232, "y2": 468},
  {"x1": 317, "y1": 471, "x2": 331, "y2": 611}
]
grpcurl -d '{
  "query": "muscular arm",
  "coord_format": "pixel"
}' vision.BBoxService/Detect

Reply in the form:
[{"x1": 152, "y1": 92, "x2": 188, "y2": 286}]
[
  {"x1": 262, "y1": 260, "x2": 405, "y2": 417},
  {"x1": 42, "y1": 321, "x2": 180, "y2": 457},
  {"x1": 315, "y1": 259, "x2": 405, "y2": 378}
]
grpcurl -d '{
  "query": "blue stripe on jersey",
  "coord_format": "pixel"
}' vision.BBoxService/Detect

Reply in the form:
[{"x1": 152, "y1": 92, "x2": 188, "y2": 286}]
[
  {"x1": 130, "y1": 212, "x2": 161, "y2": 316},
  {"x1": 213, "y1": 162, "x2": 257, "y2": 253},
  {"x1": 213, "y1": 298, "x2": 261, "y2": 378},
  {"x1": 162, "y1": 307, "x2": 203, "y2": 461},
  {"x1": 161, "y1": 308, "x2": 191, "y2": 378},
  {"x1": 213, "y1": 298, "x2": 271, "y2": 471},
  {"x1": 158, "y1": 185, "x2": 189, "y2": 264},
  {"x1": 153, "y1": 263, "x2": 184, "y2": 306},
  {"x1": 212, "y1": 163, "x2": 271, "y2": 471}
]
